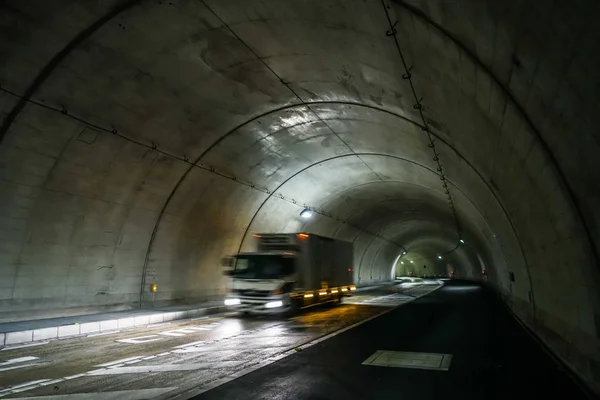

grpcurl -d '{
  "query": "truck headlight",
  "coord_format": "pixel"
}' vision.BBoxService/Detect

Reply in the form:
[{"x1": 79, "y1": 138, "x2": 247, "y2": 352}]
[
  {"x1": 265, "y1": 301, "x2": 283, "y2": 309},
  {"x1": 224, "y1": 298, "x2": 241, "y2": 306}
]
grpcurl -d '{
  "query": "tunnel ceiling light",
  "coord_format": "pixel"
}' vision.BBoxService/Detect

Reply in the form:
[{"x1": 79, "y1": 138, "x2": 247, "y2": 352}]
[
  {"x1": 459, "y1": 239, "x2": 465, "y2": 244},
  {"x1": 300, "y1": 209, "x2": 313, "y2": 219},
  {"x1": 400, "y1": 261, "x2": 404, "y2": 264},
  {"x1": 438, "y1": 255, "x2": 443, "y2": 259},
  {"x1": 410, "y1": 260, "x2": 414, "y2": 263},
  {"x1": 403, "y1": 251, "x2": 407, "y2": 255}
]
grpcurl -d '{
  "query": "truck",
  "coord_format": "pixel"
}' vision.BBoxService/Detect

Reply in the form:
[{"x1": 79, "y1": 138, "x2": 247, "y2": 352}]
[{"x1": 222, "y1": 233, "x2": 355, "y2": 315}]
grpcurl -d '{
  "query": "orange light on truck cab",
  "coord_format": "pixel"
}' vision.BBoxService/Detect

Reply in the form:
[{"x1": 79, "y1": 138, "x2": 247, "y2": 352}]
[
  {"x1": 341, "y1": 287, "x2": 348, "y2": 292},
  {"x1": 349, "y1": 285, "x2": 356, "y2": 291},
  {"x1": 319, "y1": 291, "x2": 327, "y2": 296},
  {"x1": 304, "y1": 293, "x2": 314, "y2": 298},
  {"x1": 296, "y1": 233, "x2": 310, "y2": 239},
  {"x1": 331, "y1": 289, "x2": 338, "y2": 294}
]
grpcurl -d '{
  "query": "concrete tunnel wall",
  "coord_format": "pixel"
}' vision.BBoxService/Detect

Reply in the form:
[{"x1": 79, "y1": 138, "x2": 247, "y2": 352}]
[{"x1": 1, "y1": 0, "x2": 600, "y2": 391}]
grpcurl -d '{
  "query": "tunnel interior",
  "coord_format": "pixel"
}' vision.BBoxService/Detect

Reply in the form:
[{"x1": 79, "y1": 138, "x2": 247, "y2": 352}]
[{"x1": 1, "y1": 0, "x2": 600, "y2": 392}]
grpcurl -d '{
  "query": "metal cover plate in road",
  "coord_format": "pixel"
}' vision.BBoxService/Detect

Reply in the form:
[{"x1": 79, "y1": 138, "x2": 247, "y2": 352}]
[{"x1": 362, "y1": 350, "x2": 452, "y2": 371}]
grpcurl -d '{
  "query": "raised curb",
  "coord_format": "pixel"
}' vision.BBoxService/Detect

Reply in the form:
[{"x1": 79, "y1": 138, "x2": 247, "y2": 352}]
[{"x1": 0, "y1": 305, "x2": 227, "y2": 347}]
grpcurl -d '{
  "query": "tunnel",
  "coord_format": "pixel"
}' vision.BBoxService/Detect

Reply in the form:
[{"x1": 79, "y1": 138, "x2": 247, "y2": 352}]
[{"x1": 0, "y1": 0, "x2": 599, "y2": 396}]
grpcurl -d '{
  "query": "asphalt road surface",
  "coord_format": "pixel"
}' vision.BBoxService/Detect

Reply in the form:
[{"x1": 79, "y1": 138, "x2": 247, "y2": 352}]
[
  {"x1": 0, "y1": 281, "x2": 440, "y2": 399},
  {"x1": 196, "y1": 281, "x2": 592, "y2": 400}
]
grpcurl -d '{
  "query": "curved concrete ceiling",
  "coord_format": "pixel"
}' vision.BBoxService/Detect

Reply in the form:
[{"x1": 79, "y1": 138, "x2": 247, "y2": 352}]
[{"x1": 1, "y1": 0, "x2": 599, "y2": 389}]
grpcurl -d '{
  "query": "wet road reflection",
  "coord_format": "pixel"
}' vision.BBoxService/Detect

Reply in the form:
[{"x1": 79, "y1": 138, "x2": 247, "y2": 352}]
[{"x1": 0, "y1": 281, "x2": 441, "y2": 399}]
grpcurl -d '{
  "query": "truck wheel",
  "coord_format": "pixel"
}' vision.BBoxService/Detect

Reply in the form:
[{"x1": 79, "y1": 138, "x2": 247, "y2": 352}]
[{"x1": 327, "y1": 295, "x2": 342, "y2": 307}]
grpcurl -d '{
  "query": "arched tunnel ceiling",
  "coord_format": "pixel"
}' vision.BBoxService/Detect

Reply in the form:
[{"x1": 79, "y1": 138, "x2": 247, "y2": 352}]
[{"x1": 1, "y1": 0, "x2": 600, "y2": 389}]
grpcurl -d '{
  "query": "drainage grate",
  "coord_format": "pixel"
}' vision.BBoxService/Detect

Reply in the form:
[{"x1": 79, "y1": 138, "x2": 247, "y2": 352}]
[{"x1": 362, "y1": 350, "x2": 452, "y2": 371}]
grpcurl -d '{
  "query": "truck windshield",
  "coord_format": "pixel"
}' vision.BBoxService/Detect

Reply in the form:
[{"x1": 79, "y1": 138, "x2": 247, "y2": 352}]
[{"x1": 233, "y1": 255, "x2": 294, "y2": 279}]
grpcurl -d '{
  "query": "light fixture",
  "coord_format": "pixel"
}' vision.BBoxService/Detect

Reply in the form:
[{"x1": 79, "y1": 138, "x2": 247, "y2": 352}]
[
  {"x1": 459, "y1": 239, "x2": 465, "y2": 244},
  {"x1": 265, "y1": 301, "x2": 283, "y2": 309},
  {"x1": 410, "y1": 260, "x2": 414, "y2": 264},
  {"x1": 403, "y1": 251, "x2": 407, "y2": 255},
  {"x1": 438, "y1": 255, "x2": 442, "y2": 259},
  {"x1": 400, "y1": 261, "x2": 404, "y2": 264},
  {"x1": 224, "y1": 298, "x2": 240, "y2": 306},
  {"x1": 300, "y1": 209, "x2": 313, "y2": 219}
]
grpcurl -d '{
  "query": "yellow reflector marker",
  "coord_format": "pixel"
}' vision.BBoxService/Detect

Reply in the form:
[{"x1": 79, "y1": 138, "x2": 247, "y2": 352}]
[{"x1": 304, "y1": 293, "x2": 314, "y2": 298}]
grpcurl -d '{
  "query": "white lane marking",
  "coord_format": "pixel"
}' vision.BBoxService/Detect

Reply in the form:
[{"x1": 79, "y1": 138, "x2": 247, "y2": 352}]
[
  {"x1": 158, "y1": 329, "x2": 194, "y2": 337},
  {"x1": 63, "y1": 373, "x2": 86, "y2": 380},
  {"x1": 116, "y1": 335, "x2": 163, "y2": 344},
  {"x1": 0, "y1": 363, "x2": 43, "y2": 372},
  {"x1": 0, "y1": 356, "x2": 39, "y2": 366},
  {"x1": 88, "y1": 330, "x2": 120, "y2": 337},
  {"x1": 0, "y1": 356, "x2": 44, "y2": 372},
  {"x1": 0, "y1": 379, "x2": 50, "y2": 393},
  {"x1": 1, "y1": 342, "x2": 49, "y2": 351},
  {"x1": 11, "y1": 387, "x2": 177, "y2": 399},
  {"x1": 87, "y1": 362, "x2": 244, "y2": 375},
  {"x1": 95, "y1": 356, "x2": 144, "y2": 367},
  {"x1": 141, "y1": 355, "x2": 157, "y2": 360},
  {"x1": 40, "y1": 379, "x2": 65, "y2": 386},
  {"x1": 170, "y1": 282, "x2": 445, "y2": 400},
  {"x1": 173, "y1": 340, "x2": 205, "y2": 349},
  {"x1": 116, "y1": 324, "x2": 218, "y2": 344}
]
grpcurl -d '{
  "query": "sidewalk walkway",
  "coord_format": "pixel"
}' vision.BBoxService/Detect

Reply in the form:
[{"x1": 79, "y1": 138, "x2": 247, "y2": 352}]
[{"x1": 0, "y1": 301, "x2": 227, "y2": 347}]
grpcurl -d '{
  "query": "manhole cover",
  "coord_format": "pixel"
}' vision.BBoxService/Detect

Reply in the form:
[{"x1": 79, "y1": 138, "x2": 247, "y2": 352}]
[{"x1": 362, "y1": 350, "x2": 452, "y2": 371}]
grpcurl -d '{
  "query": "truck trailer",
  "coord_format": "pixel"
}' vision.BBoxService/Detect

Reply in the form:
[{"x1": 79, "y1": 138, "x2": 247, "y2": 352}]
[{"x1": 223, "y1": 233, "x2": 355, "y2": 315}]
